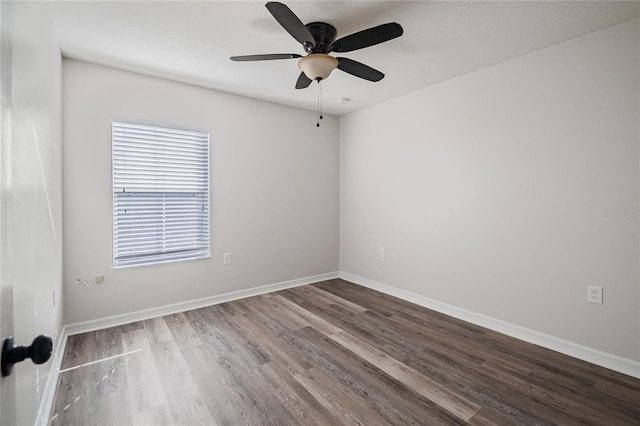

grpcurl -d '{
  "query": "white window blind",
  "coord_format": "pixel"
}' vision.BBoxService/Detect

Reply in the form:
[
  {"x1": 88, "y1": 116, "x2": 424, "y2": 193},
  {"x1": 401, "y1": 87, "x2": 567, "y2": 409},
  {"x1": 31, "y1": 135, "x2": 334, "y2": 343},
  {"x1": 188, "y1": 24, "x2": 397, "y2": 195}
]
[{"x1": 112, "y1": 122, "x2": 210, "y2": 268}]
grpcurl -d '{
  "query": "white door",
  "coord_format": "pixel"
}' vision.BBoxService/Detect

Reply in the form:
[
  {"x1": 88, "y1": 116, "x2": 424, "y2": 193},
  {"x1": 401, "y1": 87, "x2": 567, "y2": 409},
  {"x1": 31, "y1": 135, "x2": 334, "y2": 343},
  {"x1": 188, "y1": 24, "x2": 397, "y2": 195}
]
[
  {"x1": 0, "y1": 2, "x2": 62, "y2": 425},
  {"x1": 0, "y1": 1, "x2": 15, "y2": 423}
]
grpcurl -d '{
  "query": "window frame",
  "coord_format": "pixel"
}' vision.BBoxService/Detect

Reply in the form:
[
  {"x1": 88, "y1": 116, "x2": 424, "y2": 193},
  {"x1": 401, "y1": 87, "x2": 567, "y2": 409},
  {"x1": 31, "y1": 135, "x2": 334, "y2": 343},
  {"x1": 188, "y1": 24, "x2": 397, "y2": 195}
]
[{"x1": 111, "y1": 121, "x2": 211, "y2": 269}]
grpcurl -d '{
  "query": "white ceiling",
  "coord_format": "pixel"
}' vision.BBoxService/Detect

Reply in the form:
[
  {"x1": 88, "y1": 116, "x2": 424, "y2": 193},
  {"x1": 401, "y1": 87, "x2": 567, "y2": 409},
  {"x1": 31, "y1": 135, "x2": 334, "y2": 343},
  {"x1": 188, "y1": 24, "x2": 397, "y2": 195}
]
[{"x1": 49, "y1": 1, "x2": 639, "y2": 116}]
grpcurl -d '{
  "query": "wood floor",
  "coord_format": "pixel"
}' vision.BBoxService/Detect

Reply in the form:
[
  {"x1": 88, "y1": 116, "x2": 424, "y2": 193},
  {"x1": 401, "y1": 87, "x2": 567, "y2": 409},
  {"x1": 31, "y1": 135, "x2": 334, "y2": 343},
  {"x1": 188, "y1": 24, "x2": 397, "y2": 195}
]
[{"x1": 50, "y1": 279, "x2": 640, "y2": 425}]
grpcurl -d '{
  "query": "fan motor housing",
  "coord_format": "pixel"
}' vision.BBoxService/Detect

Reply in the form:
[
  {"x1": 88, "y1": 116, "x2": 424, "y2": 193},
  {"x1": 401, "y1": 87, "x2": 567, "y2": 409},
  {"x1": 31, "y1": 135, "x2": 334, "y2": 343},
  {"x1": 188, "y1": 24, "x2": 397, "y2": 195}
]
[{"x1": 305, "y1": 22, "x2": 337, "y2": 53}]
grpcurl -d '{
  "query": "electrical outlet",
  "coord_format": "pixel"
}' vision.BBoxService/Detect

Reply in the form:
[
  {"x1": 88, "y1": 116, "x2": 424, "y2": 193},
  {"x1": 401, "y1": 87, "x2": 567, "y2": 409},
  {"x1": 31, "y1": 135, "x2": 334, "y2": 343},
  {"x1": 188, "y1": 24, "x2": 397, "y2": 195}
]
[
  {"x1": 379, "y1": 247, "x2": 385, "y2": 258},
  {"x1": 587, "y1": 285, "x2": 603, "y2": 305},
  {"x1": 224, "y1": 252, "x2": 232, "y2": 265}
]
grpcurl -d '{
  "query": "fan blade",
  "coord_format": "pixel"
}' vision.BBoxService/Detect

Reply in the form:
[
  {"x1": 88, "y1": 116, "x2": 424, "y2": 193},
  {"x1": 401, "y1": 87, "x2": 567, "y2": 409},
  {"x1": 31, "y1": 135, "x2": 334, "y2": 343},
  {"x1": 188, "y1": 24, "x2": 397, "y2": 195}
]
[
  {"x1": 230, "y1": 53, "x2": 302, "y2": 61},
  {"x1": 331, "y1": 23, "x2": 403, "y2": 53},
  {"x1": 266, "y1": 2, "x2": 315, "y2": 47},
  {"x1": 295, "y1": 72, "x2": 312, "y2": 89},
  {"x1": 337, "y1": 57, "x2": 384, "y2": 82}
]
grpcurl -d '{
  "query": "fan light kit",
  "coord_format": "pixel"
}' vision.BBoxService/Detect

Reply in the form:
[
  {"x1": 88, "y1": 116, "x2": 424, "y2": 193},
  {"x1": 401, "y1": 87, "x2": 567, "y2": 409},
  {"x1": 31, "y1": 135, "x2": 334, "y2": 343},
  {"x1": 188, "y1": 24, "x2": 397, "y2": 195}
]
[
  {"x1": 231, "y1": 2, "x2": 403, "y2": 126},
  {"x1": 298, "y1": 54, "x2": 338, "y2": 81}
]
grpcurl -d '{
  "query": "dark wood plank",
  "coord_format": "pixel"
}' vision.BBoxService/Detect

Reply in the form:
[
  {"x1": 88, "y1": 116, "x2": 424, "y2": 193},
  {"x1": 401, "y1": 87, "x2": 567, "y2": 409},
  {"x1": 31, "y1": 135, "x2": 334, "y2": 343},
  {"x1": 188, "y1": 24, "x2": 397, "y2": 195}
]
[
  {"x1": 203, "y1": 304, "x2": 272, "y2": 367},
  {"x1": 291, "y1": 325, "x2": 467, "y2": 425},
  {"x1": 150, "y1": 340, "x2": 217, "y2": 425},
  {"x1": 163, "y1": 312, "x2": 203, "y2": 349},
  {"x1": 183, "y1": 307, "x2": 235, "y2": 358},
  {"x1": 214, "y1": 354, "x2": 299, "y2": 425},
  {"x1": 329, "y1": 330, "x2": 481, "y2": 421},
  {"x1": 59, "y1": 333, "x2": 92, "y2": 370},
  {"x1": 50, "y1": 356, "x2": 134, "y2": 426},
  {"x1": 182, "y1": 344, "x2": 260, "y2": 426},
  {"x1": 258, "y1": 362, "x2": 343, "y2": 426}
]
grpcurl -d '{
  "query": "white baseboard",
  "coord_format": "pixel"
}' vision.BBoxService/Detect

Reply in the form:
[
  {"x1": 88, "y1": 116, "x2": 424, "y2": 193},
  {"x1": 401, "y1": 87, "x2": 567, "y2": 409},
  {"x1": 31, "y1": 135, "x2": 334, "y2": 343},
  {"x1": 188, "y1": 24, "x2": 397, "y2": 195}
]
[
  {"x1": 36, "y1": 325, "x2": 68, "y2": 426},
  {"x1": 339, "y1": 272, "x2": 640, "y2": 379},
  {"x1": 65, "y1": 271, "x2": 339, "y2": 336}
]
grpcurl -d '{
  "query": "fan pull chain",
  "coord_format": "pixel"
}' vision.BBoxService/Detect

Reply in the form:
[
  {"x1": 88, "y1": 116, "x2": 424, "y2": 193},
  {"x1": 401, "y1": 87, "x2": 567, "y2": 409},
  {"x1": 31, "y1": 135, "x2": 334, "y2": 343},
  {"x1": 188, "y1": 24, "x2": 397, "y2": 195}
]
[
  {"x1": 320, "y1": 80, "x2": 323, "y2": 121},
  {"x1": 316, "y1": 80, "x2": 321, "y2": 127},
  {"x1": 316, "y1": 80, "x2": 325, "y2": 127}
]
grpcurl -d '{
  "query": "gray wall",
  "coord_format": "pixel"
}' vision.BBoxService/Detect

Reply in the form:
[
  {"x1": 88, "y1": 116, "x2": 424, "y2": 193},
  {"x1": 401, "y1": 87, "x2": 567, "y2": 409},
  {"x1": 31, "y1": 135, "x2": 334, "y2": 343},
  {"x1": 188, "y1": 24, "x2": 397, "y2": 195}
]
[
  {"x1": 0, "y1": 2, "x2": 63, "y2": 425},
  {"x1": 62, "y1": 59, "x2": 339, "y2": 323},
  {"x1": 339, "y1": 19, "x2": 640, "y2": 361}
]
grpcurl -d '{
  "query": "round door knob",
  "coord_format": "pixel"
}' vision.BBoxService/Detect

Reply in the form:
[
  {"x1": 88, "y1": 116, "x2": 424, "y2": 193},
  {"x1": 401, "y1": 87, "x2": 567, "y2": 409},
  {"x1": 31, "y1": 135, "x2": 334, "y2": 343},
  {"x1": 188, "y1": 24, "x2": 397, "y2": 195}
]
[{"x1": 1, "y1": 335, "x2": 53, "y2": 377}]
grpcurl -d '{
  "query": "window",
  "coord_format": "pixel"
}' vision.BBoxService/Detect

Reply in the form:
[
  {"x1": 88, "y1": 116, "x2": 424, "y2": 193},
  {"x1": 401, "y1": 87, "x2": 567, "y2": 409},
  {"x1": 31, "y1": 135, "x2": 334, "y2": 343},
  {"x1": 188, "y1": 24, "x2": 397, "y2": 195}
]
[{"x1": 112, "y1": 122, "x2": 210, "y2": 268}]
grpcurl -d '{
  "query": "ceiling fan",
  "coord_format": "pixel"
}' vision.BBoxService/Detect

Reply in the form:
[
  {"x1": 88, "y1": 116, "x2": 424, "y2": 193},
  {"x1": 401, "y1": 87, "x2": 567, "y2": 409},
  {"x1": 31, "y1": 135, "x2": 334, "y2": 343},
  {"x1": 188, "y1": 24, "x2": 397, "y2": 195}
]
[{"x1": 230, "y1": 2, "x2": 404, "y2": 89}]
